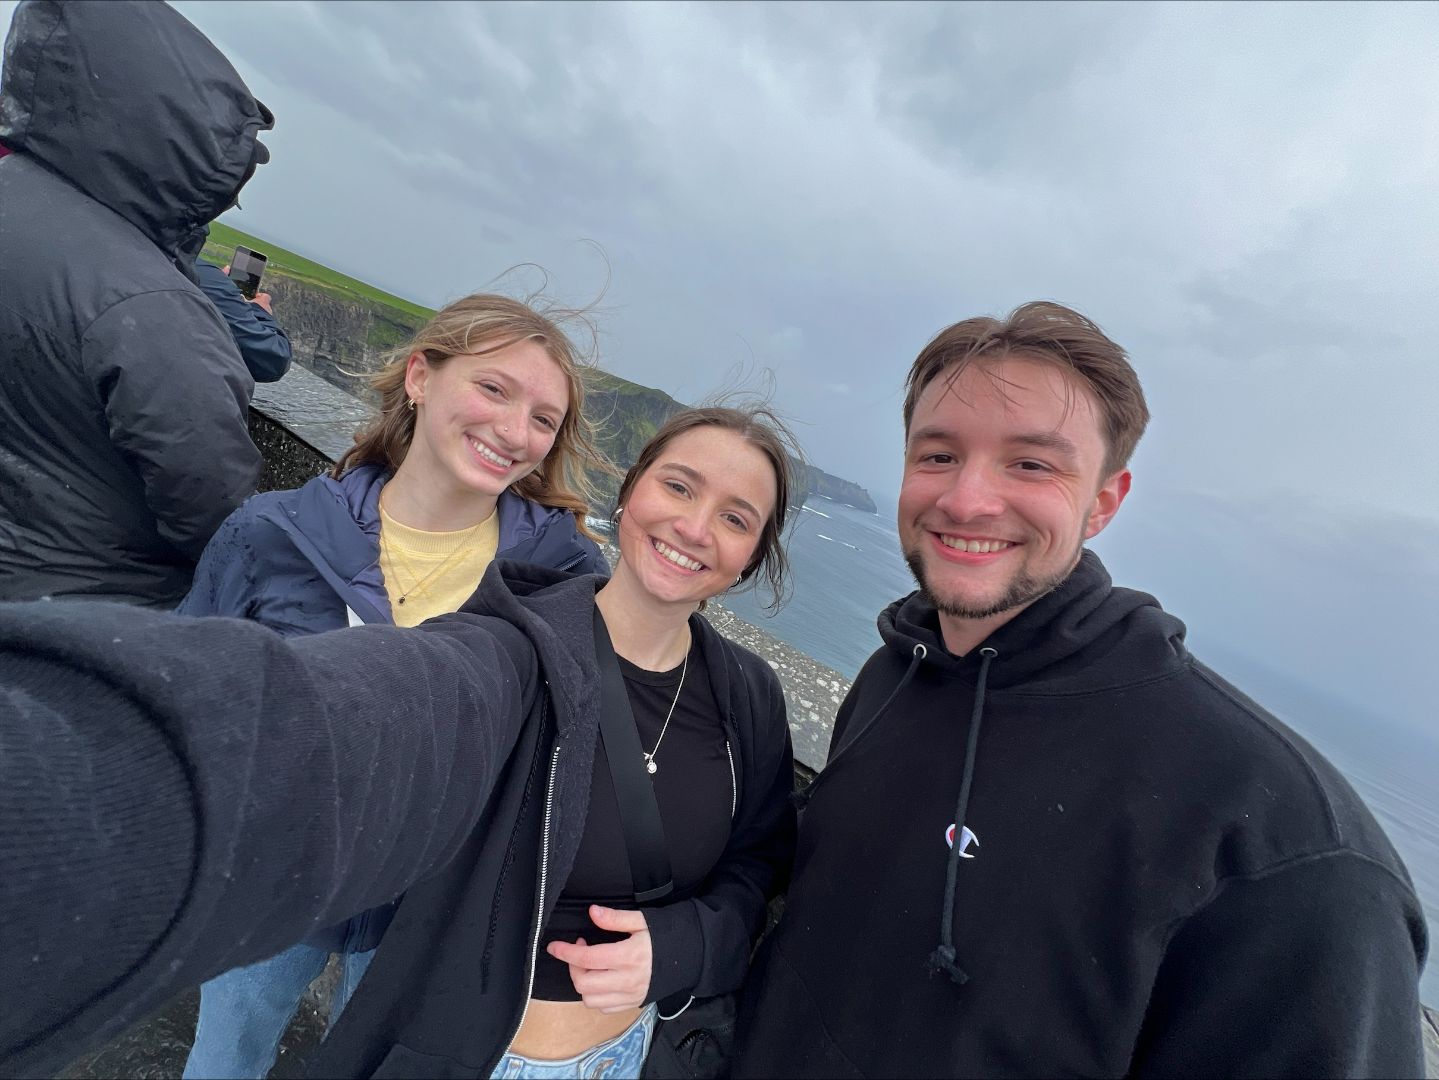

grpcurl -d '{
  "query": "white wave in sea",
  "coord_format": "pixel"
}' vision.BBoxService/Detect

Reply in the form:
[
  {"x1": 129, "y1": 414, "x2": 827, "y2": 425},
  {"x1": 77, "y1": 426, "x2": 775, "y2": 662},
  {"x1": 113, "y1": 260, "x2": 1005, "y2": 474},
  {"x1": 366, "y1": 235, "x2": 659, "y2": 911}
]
[{"x1": 802, "y1": 505, "x2": 831, "y2": 518}]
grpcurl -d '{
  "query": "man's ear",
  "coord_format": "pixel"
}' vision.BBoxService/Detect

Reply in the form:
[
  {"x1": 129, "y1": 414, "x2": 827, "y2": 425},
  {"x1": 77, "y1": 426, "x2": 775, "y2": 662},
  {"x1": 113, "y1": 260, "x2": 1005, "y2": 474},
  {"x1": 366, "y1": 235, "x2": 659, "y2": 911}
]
[
  {"x1": 403, "y1": 352, "x2": 430, "y2": 405},
  {"x1": 1084, "y1": 469, "x2": 1131, "y2": 540}
]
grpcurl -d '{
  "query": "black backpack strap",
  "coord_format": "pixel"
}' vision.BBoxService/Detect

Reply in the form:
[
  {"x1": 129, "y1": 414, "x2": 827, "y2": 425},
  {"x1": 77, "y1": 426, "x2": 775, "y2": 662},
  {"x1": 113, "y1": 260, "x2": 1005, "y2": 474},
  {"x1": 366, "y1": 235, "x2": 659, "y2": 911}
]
[{"x1": 592, "y1": 606, "x2": 674, "y2": 903}]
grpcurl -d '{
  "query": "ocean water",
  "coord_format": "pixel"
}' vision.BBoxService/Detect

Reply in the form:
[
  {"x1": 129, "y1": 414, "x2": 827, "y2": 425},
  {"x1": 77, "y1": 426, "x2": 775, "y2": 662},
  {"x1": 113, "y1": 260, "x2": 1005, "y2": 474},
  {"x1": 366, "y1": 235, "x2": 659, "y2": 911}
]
[{"x1": 722, "y1": 495, "x2": 1438, "y2": 1006}]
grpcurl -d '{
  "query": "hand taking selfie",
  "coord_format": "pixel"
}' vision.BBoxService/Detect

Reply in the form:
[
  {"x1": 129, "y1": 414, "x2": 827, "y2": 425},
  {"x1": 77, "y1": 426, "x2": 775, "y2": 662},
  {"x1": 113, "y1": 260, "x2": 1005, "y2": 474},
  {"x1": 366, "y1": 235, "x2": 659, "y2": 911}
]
[{"x1": 546, "y1": 906, "x2": 653, "y2": 1014}]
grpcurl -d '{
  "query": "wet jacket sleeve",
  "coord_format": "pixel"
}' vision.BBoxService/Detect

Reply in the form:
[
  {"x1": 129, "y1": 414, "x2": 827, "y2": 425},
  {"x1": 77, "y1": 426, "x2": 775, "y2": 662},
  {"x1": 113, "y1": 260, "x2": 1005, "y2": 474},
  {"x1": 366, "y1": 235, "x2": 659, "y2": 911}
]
[
  {"x1": 194, "y1": 260, "x2": 293, "y2": 383},
  {"x1": 644, "y1": 661, "x2": 797, "y2": 1004},
  {"x1": 1129, "y1": 851, "x2": 1427, "y2": 1078},
  {"x1": 175, "y1": 504, "x2": 263, "y2": 619},
  {"x1": 81, "y1": 289, "x2": 262, "y2": 561},
  {"x1": 0, "y1": 601, "x2": 540, "y2": 1077}
]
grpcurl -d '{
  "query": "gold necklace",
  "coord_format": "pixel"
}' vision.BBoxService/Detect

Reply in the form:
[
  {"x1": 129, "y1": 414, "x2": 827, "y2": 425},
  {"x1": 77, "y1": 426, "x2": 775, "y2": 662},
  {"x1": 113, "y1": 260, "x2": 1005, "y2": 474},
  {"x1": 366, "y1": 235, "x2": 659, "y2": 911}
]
[{"x1": 380, "y1": 497, "x2": 489, "y2": 607}]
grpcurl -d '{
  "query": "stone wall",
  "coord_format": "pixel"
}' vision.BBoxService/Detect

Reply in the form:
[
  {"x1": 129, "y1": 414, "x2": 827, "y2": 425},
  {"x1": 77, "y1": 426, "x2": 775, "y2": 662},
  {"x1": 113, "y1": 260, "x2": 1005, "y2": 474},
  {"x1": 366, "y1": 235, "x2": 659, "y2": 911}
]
[{"x1": 247, "y1": 361, "x2": 380, "y2": 491}]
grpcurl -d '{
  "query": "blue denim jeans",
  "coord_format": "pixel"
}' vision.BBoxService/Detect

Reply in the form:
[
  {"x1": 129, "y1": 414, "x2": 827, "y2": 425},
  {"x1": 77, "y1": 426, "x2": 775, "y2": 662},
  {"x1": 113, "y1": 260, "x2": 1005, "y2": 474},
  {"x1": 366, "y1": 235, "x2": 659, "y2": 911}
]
[
  {"x1": 490, "y1": 1005, "x2": 656, "y2": 1079},
  {"x1": 182, "y1": 942, "x2": 374, "y2": 1079}
]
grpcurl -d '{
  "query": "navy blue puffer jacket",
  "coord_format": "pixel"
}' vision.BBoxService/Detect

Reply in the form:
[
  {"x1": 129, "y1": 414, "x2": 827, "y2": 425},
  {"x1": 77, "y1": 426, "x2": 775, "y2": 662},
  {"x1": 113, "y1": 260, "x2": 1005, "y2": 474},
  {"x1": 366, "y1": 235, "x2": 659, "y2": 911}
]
[{"x1": 180, "y1": 463, "x2": 607, "y2": 633}]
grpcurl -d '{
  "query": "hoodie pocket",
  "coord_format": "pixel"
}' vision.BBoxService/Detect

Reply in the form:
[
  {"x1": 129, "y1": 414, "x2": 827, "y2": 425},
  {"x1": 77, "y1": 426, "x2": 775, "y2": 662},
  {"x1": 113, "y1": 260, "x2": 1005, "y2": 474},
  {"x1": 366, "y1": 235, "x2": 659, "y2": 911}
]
[{"x1": 735, "y1": 939, "x2": 865, "y2": 1079}]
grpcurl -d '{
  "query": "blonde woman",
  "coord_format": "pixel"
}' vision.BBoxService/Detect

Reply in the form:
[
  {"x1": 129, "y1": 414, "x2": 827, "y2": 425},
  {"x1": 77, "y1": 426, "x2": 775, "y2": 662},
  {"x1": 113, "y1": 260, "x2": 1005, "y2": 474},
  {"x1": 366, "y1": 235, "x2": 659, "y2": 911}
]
[{"x1": 181, "y1": 294, "x2": 613, "y2": 1079}]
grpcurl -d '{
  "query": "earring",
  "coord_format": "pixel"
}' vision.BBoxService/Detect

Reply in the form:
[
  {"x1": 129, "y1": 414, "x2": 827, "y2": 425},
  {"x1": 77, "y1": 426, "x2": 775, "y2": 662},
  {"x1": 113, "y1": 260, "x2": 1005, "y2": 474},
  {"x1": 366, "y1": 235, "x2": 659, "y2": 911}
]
[
  {"x1": 733, "y1": 574, "x2": 743, "y2": 587},
  {"x1": 406, "y1": 397, "x2": 417, "y2": 410},
  {"x1": 614, "y1": 508, "x2": 624, "y2": 519}
]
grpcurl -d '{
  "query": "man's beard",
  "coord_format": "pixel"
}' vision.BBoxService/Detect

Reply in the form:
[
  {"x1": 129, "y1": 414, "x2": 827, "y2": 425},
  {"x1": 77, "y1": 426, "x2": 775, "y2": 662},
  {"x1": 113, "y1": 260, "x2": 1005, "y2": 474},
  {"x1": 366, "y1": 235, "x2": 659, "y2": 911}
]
[{"x1": 902, "y1": 536, "x2": 1082, "y2": 622}]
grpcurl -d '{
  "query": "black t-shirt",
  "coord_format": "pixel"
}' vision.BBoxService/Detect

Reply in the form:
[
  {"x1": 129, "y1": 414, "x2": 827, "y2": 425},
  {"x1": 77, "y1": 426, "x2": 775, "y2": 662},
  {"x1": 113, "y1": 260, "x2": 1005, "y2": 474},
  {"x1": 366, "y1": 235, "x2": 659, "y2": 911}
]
[{"x1": 533, "y1": 644, "x2": 734, "y2": 1001}]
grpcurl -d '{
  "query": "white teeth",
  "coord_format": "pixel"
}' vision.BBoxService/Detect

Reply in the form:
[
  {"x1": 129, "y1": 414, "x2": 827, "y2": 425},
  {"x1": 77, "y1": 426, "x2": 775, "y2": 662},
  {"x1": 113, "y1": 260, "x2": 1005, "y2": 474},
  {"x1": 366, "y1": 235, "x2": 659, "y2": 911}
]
[
  {"x1": 469, "y1": 437, "x2": 513, "y2": 468},
  {"x1": 940, "y1": 536, "x2": 1014, "y2": 554},
  {"x1": 653, "y1": 539, "x2": 705, "y2": 572}
]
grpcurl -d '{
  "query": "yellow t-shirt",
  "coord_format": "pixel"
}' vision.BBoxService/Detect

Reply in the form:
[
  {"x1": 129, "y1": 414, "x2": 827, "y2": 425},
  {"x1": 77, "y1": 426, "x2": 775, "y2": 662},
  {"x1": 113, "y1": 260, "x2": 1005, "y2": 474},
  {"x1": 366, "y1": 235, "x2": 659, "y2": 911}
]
[{"x1": 378, "y1": 502, "x2": 500, "y2": 628}]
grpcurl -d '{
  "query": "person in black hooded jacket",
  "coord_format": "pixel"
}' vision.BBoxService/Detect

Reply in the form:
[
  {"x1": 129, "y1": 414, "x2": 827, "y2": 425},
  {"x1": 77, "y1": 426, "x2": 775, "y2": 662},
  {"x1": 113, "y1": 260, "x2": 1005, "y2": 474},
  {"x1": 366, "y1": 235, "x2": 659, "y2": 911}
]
[
  {"x1": 732, "y1": 302, "x2": 1428, "y2": 1079},
  {"x1": 0, "y1": 0, "x2": 266, "y2": 608}
]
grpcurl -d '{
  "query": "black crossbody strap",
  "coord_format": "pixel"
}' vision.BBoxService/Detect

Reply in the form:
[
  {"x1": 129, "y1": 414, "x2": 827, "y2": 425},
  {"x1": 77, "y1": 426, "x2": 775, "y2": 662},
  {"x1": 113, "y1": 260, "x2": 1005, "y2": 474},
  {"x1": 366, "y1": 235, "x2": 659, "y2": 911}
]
[{"x1": 592, "y1": 606, "x2": 675, "y2": 903}]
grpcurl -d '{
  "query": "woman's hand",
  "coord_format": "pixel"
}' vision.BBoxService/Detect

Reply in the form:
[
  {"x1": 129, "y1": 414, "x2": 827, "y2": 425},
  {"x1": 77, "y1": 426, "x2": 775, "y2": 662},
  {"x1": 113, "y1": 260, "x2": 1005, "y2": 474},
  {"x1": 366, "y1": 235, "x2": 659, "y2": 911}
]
[{"x1": 545, "y1": 905, "x2": 653, "y2": 1013}]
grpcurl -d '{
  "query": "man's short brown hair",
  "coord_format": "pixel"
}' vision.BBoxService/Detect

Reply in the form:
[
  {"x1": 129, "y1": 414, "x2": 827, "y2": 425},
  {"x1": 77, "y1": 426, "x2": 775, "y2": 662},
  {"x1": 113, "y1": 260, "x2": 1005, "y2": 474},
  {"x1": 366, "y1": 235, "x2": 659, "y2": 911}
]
[{"x1": 902, "y1": 301, "x2": 1150, "y2": 476}]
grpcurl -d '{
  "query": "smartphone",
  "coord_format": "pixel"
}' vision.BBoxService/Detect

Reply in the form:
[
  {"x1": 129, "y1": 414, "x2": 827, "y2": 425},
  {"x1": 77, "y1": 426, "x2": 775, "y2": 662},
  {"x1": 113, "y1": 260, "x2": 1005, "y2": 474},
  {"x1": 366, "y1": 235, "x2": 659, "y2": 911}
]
[{"x1": 227, "y1": 246, "x2": 267, "y2": 300}]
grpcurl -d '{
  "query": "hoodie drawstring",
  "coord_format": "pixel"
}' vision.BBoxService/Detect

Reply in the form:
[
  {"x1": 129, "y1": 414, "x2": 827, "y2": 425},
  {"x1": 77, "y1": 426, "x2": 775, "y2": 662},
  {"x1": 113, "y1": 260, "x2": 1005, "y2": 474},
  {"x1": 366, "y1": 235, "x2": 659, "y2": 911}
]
[
  {"x1": 928, "y1": 645, "x2": 997, "y2": 986},
  {"x1": 792, "y1": 642, "x2": 928, "y2": 810}
]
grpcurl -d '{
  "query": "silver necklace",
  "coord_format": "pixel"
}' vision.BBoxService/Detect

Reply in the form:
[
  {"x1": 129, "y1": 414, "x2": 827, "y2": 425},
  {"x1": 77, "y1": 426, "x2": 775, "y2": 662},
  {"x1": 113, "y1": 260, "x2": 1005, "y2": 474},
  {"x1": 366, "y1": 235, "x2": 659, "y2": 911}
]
[{"x1": 642, "y1": 650, "x2": 689, "y2": 775}]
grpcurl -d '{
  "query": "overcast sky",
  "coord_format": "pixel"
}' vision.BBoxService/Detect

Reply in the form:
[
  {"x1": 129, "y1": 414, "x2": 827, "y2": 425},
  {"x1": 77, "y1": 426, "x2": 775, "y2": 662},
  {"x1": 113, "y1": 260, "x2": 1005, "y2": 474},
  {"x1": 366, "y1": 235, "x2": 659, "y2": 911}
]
[{"x1": 10, "y1": 0, "x2": 1432, "y2": 520}]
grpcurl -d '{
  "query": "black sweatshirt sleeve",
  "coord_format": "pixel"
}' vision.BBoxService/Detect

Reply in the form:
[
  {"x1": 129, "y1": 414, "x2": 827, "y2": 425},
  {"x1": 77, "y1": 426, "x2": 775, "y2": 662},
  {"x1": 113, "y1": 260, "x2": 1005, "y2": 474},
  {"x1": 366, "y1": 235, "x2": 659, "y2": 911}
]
[
  {"x1": 1130, "y1": 851, "x2": 1427, "y2": 1079},
  {"x1": 0, "y1": 601, "x2": 539, "y2": 1077}
]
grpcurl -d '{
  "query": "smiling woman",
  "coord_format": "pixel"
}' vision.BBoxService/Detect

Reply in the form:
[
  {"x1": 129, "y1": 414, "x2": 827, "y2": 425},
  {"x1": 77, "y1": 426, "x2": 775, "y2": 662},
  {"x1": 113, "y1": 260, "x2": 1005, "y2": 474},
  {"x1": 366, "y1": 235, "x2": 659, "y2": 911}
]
[
  {"x1": 336, "y1": 292, "x2": 611, "y2": 539},
  {"x1": 178, "y1": 292, "x2": 616, "y2": 1080},
  {"x1": 611, "y1": 406, "x2": 801, "y2": 616},
  {"x1": 480, "y1": 403, "x2": 803, "y2": 1076}
]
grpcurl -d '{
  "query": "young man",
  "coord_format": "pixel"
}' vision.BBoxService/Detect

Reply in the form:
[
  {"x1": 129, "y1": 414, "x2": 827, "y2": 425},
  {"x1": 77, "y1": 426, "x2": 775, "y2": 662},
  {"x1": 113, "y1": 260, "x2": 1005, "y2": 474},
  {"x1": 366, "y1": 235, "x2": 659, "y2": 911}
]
[{"x1": 733, "y1": 302, "x2": 1428, "y2": 1077}]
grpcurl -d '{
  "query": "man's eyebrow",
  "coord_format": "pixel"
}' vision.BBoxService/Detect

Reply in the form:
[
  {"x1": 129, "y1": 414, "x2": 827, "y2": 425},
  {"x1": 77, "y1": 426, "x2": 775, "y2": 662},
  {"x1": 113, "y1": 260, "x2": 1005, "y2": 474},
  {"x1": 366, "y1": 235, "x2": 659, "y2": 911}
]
[
  {"x1": 906, "y1": 427, "x2": 1081, "y2": 461},
  {"x1": 661, "y1": 461, "x2": 762, "y2": 519},
  {"x1": 1009, "y1": 431, "x2": 1081, "y2": 459},
  {"x1": 907, "y1": 425, "x2": 951, "y2": 444}
]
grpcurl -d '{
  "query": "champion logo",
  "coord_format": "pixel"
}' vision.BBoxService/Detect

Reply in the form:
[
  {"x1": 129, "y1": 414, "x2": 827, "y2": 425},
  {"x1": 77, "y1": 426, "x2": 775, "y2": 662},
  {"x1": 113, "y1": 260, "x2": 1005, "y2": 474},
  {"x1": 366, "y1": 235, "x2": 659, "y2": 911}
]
[{"x1": 944, "y1": 823, "x2": 979, "y2": 858}]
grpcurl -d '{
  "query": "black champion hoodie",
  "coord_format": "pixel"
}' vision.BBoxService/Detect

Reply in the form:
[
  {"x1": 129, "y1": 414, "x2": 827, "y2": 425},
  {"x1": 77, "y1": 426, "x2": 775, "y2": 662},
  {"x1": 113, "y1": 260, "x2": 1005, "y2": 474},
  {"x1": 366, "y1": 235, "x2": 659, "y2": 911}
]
[{"x1": 734, "y1": 550, "x2": 1428, "y2": 1078}]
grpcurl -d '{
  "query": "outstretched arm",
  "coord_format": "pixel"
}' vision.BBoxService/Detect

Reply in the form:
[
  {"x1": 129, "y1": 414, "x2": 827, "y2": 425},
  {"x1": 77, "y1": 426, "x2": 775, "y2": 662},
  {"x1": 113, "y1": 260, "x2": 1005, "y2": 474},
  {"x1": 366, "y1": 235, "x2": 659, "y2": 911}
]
[{"x1": 0, "y1": 601, "x2": 538, "y2": 1076}]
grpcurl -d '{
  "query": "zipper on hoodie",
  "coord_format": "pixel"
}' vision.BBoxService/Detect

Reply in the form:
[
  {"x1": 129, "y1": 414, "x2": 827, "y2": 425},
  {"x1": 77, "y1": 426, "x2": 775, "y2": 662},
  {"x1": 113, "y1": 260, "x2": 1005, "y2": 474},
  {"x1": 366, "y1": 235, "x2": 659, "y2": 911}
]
[
  {"x1": 499, "y1": 744, "x2": 561, "y2": 1061},
  {"x1": 725, "y1": 739, "x2": 738, "y2": 819}
]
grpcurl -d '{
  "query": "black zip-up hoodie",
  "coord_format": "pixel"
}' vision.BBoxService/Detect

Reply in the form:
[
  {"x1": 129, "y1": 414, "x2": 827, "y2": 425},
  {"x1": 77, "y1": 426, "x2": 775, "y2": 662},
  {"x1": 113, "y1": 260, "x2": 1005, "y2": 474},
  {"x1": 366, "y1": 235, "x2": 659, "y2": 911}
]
[
  {"x1": 311, "y1": 560, "x2": 796, "y2": 1078},
  {"x1": 735, "y1": 550, "x2": 1427, "y2": 1078}
]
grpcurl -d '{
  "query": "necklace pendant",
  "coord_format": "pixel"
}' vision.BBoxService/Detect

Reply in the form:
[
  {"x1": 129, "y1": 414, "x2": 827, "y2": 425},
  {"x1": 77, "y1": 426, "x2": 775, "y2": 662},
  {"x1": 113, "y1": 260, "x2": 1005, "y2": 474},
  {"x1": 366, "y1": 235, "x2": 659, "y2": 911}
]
[
  {"x1": 644, "y1": 754, "x2": 658, "y2": 775},
  {"x1": 397, "y1": 597, "x2": 406, "y2": 605}
]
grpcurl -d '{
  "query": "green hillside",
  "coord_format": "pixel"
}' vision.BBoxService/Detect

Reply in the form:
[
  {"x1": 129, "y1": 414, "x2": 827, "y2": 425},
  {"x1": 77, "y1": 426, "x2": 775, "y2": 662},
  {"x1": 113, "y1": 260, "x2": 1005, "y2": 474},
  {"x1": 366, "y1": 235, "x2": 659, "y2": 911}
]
[{"x1": 201, "y1": 220, "x2": 433, "y2": 322}]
